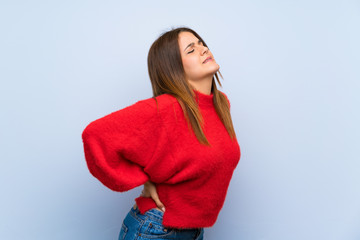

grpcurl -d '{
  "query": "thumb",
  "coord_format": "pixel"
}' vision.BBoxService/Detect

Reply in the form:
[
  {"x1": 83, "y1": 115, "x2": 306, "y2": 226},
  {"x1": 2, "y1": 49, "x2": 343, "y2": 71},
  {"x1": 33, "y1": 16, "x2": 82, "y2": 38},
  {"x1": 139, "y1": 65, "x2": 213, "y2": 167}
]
[{"x1": 151, "y1": 194, "x2": 166, "y2": 212}]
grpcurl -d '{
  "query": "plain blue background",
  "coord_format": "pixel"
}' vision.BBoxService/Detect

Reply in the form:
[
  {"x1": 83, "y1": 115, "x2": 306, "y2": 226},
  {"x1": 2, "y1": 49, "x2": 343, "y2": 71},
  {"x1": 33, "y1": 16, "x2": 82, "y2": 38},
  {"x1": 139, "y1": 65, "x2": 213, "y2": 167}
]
[{"x1": 1, "y1": 0, "x2": 359, "y2": 239}]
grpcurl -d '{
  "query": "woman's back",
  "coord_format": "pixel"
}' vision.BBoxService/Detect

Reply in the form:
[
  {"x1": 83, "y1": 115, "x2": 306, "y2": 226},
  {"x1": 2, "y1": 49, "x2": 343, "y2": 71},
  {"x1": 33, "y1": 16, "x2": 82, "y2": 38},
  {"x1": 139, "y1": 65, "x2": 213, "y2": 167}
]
[{"x1": 82, "y1": 89, "x2": 240, "y2": 228}]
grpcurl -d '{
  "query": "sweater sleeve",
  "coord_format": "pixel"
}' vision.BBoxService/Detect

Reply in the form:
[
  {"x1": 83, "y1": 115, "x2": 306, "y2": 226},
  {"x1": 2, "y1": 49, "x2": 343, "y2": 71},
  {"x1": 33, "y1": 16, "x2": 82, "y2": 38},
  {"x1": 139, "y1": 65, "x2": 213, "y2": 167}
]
[{"x1": 81, "y1": 99, "x2": 161, "y2": 192}]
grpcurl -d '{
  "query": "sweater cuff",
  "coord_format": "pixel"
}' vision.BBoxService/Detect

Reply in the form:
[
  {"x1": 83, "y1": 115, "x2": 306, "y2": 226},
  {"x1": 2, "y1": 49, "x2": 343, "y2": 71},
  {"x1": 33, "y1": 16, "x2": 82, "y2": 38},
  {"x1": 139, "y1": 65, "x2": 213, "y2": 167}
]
[{"x1": 135, "y1": 196, "x2": 157, "y2": 214}]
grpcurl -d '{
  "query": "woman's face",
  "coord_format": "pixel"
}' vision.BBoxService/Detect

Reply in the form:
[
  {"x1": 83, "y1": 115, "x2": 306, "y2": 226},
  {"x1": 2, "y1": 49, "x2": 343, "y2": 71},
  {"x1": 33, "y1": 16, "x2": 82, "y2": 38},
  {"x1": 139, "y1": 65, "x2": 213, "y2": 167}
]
[{"x1": 178, "y1": 31, "x2": 220, "y2": 83}]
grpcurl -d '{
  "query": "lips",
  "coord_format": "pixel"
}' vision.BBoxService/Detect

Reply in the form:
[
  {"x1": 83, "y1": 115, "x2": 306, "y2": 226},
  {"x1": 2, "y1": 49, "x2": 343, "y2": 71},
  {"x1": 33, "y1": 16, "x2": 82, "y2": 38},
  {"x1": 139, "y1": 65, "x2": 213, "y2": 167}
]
[{"x1": 203, "y1": 56, "x2": 212, "y2": 64}]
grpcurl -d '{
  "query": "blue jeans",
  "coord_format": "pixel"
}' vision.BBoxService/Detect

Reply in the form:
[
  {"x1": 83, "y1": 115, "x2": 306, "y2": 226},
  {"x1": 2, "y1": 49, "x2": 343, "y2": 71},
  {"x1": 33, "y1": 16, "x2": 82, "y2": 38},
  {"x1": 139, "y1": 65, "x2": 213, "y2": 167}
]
[{"x1": 118, "y1": 205, "x2": 204, "y2": 240}]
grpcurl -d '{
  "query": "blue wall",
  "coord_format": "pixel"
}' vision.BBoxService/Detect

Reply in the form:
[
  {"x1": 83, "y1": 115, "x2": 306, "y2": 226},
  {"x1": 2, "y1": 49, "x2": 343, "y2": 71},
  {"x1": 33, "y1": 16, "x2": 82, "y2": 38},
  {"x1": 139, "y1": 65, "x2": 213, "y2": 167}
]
[{"x1": 1, "y1": 0, "x2": 359, "y2": 239}]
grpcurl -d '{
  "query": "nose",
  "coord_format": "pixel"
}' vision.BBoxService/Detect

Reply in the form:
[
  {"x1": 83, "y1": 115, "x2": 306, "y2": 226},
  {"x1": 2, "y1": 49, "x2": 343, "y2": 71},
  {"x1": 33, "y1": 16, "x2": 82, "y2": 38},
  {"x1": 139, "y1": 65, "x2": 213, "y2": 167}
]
[{"x1": 201, "y1": 45, "x2": 209, "y2": 55}]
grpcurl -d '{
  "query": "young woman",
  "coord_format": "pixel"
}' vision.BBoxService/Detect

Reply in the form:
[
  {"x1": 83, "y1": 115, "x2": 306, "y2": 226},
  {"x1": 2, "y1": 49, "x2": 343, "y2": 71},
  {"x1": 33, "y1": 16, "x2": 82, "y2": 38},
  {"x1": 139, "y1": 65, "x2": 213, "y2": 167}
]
[{"x1": 81, "y1": 27, "x2": 241, "y2": 240}]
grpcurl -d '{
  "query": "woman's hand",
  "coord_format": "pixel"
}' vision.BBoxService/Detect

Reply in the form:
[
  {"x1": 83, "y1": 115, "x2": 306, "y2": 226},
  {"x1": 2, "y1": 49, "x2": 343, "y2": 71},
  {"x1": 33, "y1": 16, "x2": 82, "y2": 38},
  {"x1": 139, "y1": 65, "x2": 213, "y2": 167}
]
[{"x1": 140, "y1": 180, "x2": 166, "y2": 212}]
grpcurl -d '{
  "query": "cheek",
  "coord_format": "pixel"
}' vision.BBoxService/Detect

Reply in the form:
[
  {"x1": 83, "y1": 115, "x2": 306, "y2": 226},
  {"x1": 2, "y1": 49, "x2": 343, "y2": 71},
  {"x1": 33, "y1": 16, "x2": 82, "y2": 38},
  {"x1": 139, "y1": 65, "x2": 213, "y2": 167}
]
[{"x1": 182, "y1": 57, "x2": 199, "y2": 75}]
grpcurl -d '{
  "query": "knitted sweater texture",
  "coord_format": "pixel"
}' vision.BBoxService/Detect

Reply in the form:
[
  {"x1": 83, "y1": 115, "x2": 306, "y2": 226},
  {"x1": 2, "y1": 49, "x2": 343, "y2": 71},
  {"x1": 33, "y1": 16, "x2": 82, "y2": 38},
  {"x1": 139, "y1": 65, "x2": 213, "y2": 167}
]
[{"x1": 81, "y1": 89, "x2": 241, "y2": 228}]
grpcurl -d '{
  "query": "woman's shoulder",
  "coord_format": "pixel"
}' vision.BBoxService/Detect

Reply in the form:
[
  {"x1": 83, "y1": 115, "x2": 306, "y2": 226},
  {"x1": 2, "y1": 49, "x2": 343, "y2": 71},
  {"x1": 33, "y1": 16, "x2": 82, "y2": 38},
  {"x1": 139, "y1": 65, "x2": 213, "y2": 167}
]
[
  {"x1": 137, "y1": 93, "x2": 179, "y2": 111},
  {"x1": 83, "y1": 94, "x2": 177, "y2": 134}
]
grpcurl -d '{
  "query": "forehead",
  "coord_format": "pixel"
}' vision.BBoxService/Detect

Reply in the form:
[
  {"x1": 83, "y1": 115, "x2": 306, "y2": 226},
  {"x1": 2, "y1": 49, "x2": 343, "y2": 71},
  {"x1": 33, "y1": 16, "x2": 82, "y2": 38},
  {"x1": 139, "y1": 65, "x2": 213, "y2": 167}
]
[{"x1": 178, "y1": 31, "x2": 198, "y2": 47}]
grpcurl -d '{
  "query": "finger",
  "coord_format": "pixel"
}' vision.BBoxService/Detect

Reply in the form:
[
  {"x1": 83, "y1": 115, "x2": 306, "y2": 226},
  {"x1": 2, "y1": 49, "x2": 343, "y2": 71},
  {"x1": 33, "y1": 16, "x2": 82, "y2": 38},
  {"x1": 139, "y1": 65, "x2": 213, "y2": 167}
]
[{"x1": 150, "y1": 193, "x2": 166, "y2": 212}]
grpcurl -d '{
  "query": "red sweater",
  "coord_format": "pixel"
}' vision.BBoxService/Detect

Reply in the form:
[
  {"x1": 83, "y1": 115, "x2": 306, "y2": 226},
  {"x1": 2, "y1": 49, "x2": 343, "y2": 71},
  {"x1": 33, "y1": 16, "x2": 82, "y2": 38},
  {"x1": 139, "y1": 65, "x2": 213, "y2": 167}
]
[{"x1": 81, "y1": 89, "x2": 241, "y2": 228}]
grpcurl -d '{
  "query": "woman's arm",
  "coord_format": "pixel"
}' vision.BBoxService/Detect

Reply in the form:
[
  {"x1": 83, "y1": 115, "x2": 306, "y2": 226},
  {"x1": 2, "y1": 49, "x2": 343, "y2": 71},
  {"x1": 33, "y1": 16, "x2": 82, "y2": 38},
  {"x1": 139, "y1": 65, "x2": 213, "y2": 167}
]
[{"x1": 81, "y1": 100, "x2": 162, "y2": 192}]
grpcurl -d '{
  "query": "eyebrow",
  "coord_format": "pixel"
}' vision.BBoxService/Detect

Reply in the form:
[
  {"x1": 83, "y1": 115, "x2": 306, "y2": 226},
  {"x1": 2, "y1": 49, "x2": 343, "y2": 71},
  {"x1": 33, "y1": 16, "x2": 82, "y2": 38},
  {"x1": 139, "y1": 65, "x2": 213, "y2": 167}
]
[{"x1": 184, "y1": 40, "x2": 203, "y2": 52}]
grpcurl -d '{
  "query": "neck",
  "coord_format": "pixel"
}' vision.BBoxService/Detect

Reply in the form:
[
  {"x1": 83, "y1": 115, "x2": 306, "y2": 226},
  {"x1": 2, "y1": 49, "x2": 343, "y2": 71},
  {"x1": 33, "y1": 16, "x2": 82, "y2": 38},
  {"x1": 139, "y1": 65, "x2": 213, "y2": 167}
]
[{"x1": 187, "y1": 76, "x2": 213, "y2": 95}]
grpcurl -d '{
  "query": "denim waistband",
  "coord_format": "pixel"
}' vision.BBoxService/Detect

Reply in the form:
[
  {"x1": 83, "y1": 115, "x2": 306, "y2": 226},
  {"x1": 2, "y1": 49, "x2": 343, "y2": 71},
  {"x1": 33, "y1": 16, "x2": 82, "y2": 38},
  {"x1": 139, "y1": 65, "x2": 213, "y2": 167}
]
[
  {"x1": 131, "y1": 204, "x2": 165, "y2": 223},
  {"x1": 130, "y1": 204, "x2": 202, "y2": 232},
  {"x1": 120, "y1": 205, "x2": 204, "y2": 240}
]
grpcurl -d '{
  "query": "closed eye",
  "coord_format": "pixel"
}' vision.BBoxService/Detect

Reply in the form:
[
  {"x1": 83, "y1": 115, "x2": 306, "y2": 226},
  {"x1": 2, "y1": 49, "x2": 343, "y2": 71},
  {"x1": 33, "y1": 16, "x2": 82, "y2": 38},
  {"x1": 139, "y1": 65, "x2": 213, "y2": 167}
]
[{"x1": 186, "y1": 40, "x2": 204, "y2": 54}]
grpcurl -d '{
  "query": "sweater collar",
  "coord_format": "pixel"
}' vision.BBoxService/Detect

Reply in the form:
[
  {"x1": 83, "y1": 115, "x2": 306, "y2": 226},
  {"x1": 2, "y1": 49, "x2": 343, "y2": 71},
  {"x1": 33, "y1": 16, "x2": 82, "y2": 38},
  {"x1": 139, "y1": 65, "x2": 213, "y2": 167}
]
[{"x1": 193, "y1": 89, "x2": 214, "y2": 108}]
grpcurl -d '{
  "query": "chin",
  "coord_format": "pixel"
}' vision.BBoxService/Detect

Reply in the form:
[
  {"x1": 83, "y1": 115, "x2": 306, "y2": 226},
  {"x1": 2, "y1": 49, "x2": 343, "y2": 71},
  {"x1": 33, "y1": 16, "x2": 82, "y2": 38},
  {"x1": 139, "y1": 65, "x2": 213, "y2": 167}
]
[{"x1": 210, "y1": 64, "x2": 220, "y2": 74}]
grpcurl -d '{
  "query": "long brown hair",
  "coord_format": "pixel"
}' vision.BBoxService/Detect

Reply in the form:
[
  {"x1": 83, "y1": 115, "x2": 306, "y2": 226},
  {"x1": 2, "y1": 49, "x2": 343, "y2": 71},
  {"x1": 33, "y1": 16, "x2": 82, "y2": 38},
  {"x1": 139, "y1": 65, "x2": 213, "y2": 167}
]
[{"x1": 147, "y1": 27, "x2": 236, "y2": 146}]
